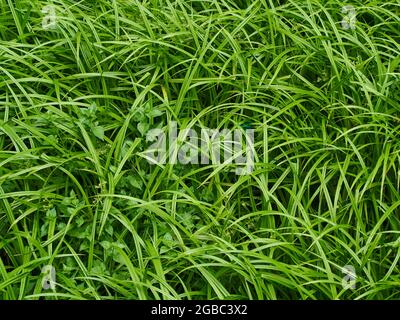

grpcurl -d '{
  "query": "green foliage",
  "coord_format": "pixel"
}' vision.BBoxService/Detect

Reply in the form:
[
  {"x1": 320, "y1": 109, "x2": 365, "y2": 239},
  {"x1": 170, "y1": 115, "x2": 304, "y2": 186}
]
[{"x1": 0, "y1": 0, "x2": 399, "y2": 300}]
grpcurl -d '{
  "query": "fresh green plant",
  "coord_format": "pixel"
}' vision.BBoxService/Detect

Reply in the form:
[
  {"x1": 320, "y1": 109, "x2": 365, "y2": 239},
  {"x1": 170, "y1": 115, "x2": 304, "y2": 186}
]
[{"x1": 0, "y1": 0, "x2": 399, "y2": 300}]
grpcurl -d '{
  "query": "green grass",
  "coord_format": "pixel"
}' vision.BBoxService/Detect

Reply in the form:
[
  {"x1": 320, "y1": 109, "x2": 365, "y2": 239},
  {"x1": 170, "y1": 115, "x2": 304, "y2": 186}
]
[{"x1": 0, "y1": 0, "x2": 400, "y2": 300}]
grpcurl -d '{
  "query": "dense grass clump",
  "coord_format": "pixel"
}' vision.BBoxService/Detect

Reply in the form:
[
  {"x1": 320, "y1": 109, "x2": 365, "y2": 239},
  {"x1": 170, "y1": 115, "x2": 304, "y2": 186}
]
[{"x1": 0, "y1": 0, "x2": 399, "y2": 299}]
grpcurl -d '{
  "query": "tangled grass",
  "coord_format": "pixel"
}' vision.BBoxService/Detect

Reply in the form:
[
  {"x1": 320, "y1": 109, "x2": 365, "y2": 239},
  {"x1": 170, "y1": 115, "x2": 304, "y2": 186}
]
[{"x1": 0, "y1": 0, "x2": 400, "y2": 299}]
